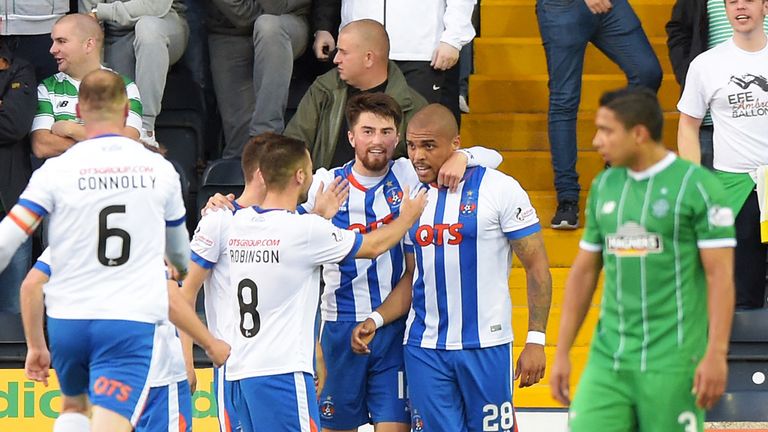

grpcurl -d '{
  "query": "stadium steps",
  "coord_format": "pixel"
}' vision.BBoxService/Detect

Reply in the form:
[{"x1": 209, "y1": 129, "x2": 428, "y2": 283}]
[
  {"x1": 480, "y1": 0, "x2": 672, "y2": 38},
  {"x1": 462, "y1": 112, "x2": 679, "y2": 152},
  {"x1": 466, "y1": 0, "x2": 677, "y2": 409},
  {"x1": 474, "y1": 37, "x2": 672, "y2": 76},
  {"x1": 468, "y1": 73, "x2": 680, "y2": 114}
]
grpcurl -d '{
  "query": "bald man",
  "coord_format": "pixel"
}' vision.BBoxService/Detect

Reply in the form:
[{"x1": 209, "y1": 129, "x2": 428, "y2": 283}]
[
  {"x1": 30, "y1": 14, "x2": 143, "y2": 159},
  {"x1": 353, "y1": 104, "x2": 552, "y2": 431},
  {"x1": 8, "y1": 69, "x2": 229, "y2": 432},
  {"x1": 285, "y1": 19, "x2": 427, "y2": 170}
]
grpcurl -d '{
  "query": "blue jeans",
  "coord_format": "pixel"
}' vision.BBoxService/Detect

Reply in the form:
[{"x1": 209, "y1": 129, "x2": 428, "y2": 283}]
[
  {"x1": 0, "y1": 237, "x2": 31, "y2": 314},
  {"x1": 536, "y1": 0, "x2": 662, "y2": 202}
]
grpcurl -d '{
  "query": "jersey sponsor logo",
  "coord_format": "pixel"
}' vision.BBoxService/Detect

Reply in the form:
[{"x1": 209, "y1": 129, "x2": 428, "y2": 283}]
[
  {"x1": 414, "y1": 223, "x2": 463, "y2": 247},
  {"x1": 192, "y1": 226, "x2": 214, "y2": 248},
  {"x1": 708, "y1": 205, "x2": 735, "y2": 227},
  {"x1": 348, "y1": 213, "x2": 395, "y2": 234},
  {"x1": 92, "y1": 376, "x2": 132, "y2": 402},
  {"x1": 56, "y1": 100, "x2": 69, "y2": 108},
  {"x1": 605, "y1": 222, "x2": 663, "y2": 257},
  {"x1": 514, "y1": 206, "x2": 535, "y2": 222},
  {"x1": 320, "y1": 398, "x2": 335, "y2": 419},
  {"x1": 228, "y1": 238, "x2": 281, "y2": 247}
]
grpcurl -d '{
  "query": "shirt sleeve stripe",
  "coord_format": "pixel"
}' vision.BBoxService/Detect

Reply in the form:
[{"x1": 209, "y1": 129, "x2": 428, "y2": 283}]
[
  {"x1": 404, "y1": 244, "x2": 415, "y2": 253},
  {"x1": 697, "y1": 238, "x2": 737, "y2": 249},
  {"x1": 191, "y1": 251, "x2": 215, "y2": 269},
  {"x1": 33, "y1": 261, "x2": 51, "y2": 277},
  {"x1": 17, "y1": 199, "x2": 49, "y2": 218},
  {"x1": 166, "y1": 216, "x2": 186, "y2": 227},
  {"x1": 342, "y1": 233, "x2": 364, "y2": 262},
  {"x1": 504, "y1": 222, "x2": 541, "y2": 240},
  {"x1": 297, "y1": 206, "x2": 308, "y2": 215},
  {"x1": 579, "y1": 240, "x2": 603, "y2": 252}
]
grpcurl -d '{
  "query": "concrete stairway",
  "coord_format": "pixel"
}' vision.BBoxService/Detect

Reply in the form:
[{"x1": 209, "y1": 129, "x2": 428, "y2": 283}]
[{"x1": 462, "y1": 0, "x2": 680, "y2": 407}]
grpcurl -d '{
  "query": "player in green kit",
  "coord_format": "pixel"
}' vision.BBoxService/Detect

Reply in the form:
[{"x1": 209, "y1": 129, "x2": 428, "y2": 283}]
[{"x1": 550, "y1": 88, "x2": 736, "y2": 432}]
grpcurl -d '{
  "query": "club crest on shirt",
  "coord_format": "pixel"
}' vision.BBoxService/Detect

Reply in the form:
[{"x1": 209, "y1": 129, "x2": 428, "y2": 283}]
[
  {"x1": 412, "y1": 413, "x2": 424, "y2": 431},
  {"x1": 606, "y1": 222, "x2": 663, "y2": 257},
  {"x1": 320, "y1": 398, "x2": 335, "y2": 419},
  {"x1": 651, "y1": 199, "x2": 670, "y2": 218},
  {"x1": 460, "y1": 190, "x2": 477, "y2": 215},
  {"x1": 383, "y1": 181, "x2": 404, "y2": 208}
]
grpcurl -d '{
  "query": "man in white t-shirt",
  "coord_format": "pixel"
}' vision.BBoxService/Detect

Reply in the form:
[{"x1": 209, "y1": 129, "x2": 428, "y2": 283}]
[
  {"x1": 2, "y1": 69, "x2": 228, "y2": 432},
  {"x1": 223, "y1": 133, "x2": 426, "y2": 432},
  {"x1": 677, "y1": 0, "x2": 768, "y2": 309}
]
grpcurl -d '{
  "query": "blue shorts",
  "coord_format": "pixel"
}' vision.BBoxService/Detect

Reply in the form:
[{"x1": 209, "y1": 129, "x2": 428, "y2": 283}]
[
  {"x1": 213, "y1": 365, "x2": 242, "y2": 432},
  {"x1": 231, "y1": 372, "x2": 320, "y2": 432},
  {"x1": 136, "y1": 379, "x2": 192, "y2": 432},
  {"x1": 319, "y1": 319, "x2": 409, "y2": 429},
  {"x1": 47, "y1": 318, "x2": 155, "y2": 425},
  {"x1": 404, "y1": 343, "x2": 518, "y2": 432}
]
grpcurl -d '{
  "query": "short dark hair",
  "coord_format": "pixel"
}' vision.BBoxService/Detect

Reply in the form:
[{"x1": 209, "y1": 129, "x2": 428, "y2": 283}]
[
  {"x1": 345, "y1": 92, "x2": 403, "y2": 131},
  {"x1": 599, "y1": 87, "x2": 663, "y2": 142},
  {"x1": 258, "y1": 133, "x2": 310, "y2": 190},
  {"x1": 241, "y1": 134, "x2": 268, "y2": 181}
]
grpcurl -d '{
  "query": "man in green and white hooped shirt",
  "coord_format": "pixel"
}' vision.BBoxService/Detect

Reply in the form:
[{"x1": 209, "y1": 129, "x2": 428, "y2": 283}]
[
  {"x1": 677, "y1": 0, "x2": 768, "y2": 310},
  {"x1": 551, "y1": 88, "x2": 736, "y2": 432},
  {"x1": 30, "y1": 13, "x2": 143, "y2": 160}
]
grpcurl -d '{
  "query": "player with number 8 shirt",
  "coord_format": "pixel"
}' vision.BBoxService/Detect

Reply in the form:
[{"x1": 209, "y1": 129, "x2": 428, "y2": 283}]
[{"x1": 223, "y1": 134, "x2": 427, "y2": 432}]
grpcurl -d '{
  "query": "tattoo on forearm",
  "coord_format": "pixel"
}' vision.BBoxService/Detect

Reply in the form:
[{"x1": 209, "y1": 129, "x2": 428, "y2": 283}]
[{"x1": 511, "y1": 234, "x2": 553, "y2": 333}]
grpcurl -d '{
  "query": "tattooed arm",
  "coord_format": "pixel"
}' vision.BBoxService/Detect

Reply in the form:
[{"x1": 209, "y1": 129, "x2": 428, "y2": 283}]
[{"x1": 510, "y1": 231, "x2": 552, "y2": 388}]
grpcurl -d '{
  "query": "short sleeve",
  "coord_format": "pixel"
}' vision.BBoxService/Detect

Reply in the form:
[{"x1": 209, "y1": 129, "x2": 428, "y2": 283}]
[
  {"x1": 18, "y1": 162, "x2": 55, "y2": 217},
  {"x1": 162, "y1": 162, "x2": 187, "y2": 226},
  {"x1": 298, "y1": 168, "x2": 336, "y2": 214},
  {"x1": 495, "y1": 174, "x2": 541, "y2": 240},
  {"x1": 190, "y1": 211, "x2": 226, "y2": 269},
  {"x1": 690, "y1": 171, "x2": 737, "y2": 248},
  {"x1": 124, "y1": 80, "x2": 143, "y2": 132},
  {"x1": 31, "y1": 82, "x2": 54, "y2": 132},
  {"x1": 305, "y1": 215, "x2": 363, "y2": 265},
  {"x1": 676, "y1": 57, "x2": 708, "y2": 119},
  {"x1": 33, "y1": 247, "x2": 52, "y2": 277},
  {"x1": 580, "y1": 175, "x2": 604, "y2": 252}
]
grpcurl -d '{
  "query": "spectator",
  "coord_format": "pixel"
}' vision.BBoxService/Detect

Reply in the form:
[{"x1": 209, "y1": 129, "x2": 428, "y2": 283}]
[
  {"x1": 312, "y1": 0, "x2": 475, "y2": 123},
  {"x1": 536, "y1": 0, "x2": 662, "y2": 229},
  {"x1": 666, "y1": 0, "x2": 768, "y2": 169},
  {"x1": 0, "y1": 42, "x2": 37, "y2": 313},
  {"x1": 206, "y1": 0, "x2": 310, "y2": 159},
  {"x1": 286, "y1": 19, "x2": 428, "y2": 169},
  {"x1": 81, "y1": 0, "x2": 189, "y2": 146},
  {"x1": 0, "y1": 1, "x2": 68, "y2": 83},
  {"x1": 676, "y1": 0, "x2": 768, "y2": 309},
  {"x1": 30, "y1": 14, "x2": 142, "y2": 159}
]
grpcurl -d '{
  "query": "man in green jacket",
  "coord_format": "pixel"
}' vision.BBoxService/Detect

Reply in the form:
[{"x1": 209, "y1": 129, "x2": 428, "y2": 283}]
[{"x1": 285, "y1": 19, "x2": 427, "y2": 169}]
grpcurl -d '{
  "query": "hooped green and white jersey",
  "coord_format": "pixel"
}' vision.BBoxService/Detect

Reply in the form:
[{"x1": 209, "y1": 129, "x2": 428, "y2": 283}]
[
  {"x1": 31, "y1": 67, "x2": 143, "y2": 134},
  {"x1": 581, "y1": 153, "x2": 736, "y2": 372}
]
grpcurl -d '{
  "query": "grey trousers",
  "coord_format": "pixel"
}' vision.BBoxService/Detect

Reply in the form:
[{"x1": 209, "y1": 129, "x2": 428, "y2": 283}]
[
  {"x1": 105, "y1": 11, "x2": 189, "y2": 132},
  {"x1": 209, "y1": 14, "x2": 308, "y2": 159}
]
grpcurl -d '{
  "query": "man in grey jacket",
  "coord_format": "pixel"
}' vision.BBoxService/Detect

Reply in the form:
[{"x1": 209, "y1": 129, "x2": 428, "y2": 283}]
[
  {"x1": 207, "y1": 0, "x2": 310, "y2": 159},
  {"x1": 0, "y1": 0, "x2": 69, "y2": 82},
  {"x1": 80, "y1": 0, "x2": 189, "y2": 145}
]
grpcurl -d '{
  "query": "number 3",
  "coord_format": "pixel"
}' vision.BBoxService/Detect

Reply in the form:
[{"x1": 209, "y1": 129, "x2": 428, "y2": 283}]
[{"x1": 678, "y1": 411, "x2": 697, "y2": 432}]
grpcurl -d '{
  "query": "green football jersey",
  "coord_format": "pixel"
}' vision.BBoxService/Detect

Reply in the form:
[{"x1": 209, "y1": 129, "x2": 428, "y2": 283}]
[{"x1": 581, "y1": 154, "x2": 736, "y2": 372}]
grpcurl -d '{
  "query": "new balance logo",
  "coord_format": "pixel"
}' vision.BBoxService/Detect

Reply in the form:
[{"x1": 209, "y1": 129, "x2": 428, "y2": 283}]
[{"x1": 57, "y1": 100, "x2": 69, "y2": 108}]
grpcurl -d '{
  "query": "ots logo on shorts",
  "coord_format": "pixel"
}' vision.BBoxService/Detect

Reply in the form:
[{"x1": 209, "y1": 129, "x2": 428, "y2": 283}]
[
  {"x1": 320, "y1": 398, "x2": 335, "y2": 419},
  {"x1": 93, "y1": 376, "x2": 132, "y2": 402}
]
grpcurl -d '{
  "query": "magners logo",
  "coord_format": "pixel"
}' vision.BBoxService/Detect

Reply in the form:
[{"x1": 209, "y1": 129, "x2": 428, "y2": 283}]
[{"x1": 606, "y1": 222, "x2": 663, "y2": 257}]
